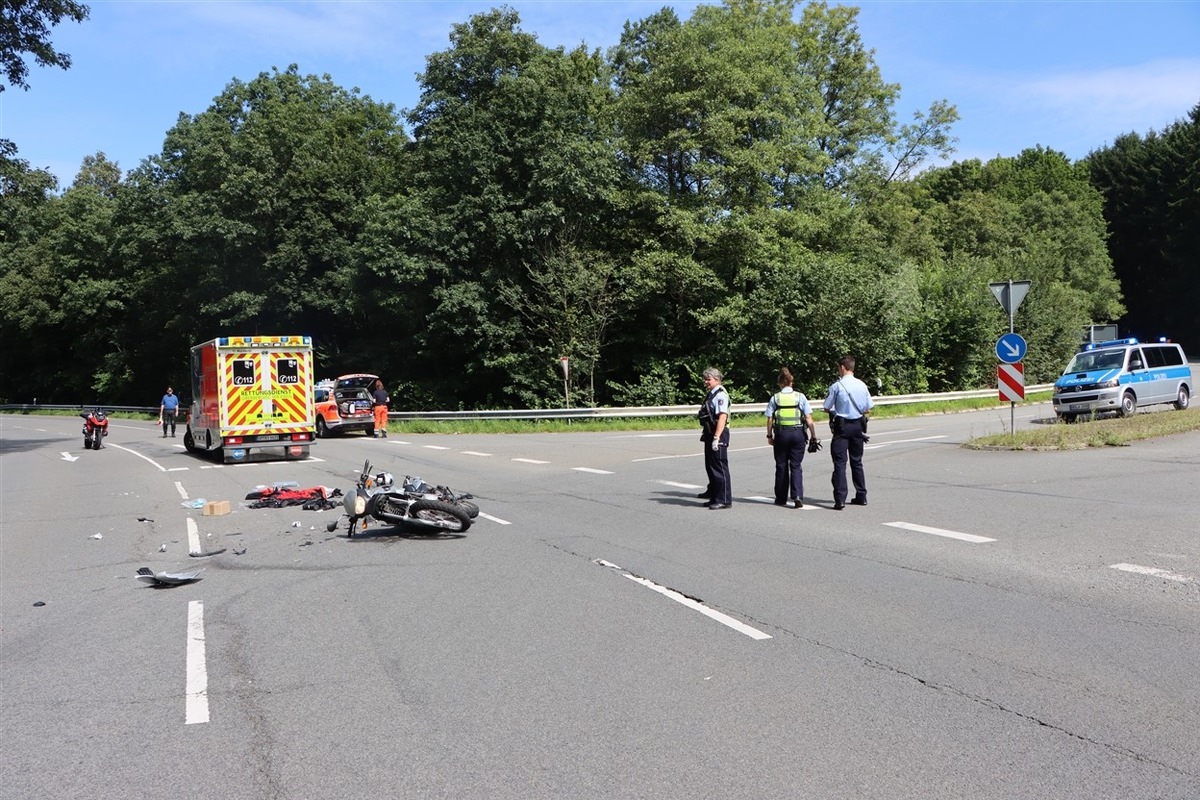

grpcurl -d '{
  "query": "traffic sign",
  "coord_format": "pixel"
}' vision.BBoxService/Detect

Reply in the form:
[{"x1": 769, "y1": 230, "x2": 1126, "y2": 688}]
[
  {"x1": 995, "y1": 333, "x2": 1027, "y2": 364},
  {"x1": 989, "y1": 280, "x2": 1031, "y2": 316},
  {"x1": 998, "y1": 362, "x2": 1025, "y2": 402}
]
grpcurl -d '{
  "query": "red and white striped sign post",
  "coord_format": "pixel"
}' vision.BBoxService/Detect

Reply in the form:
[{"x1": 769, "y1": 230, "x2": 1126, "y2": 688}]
[{"x1": 998, "y1": 362, "x2": 1025, "y2": 402}]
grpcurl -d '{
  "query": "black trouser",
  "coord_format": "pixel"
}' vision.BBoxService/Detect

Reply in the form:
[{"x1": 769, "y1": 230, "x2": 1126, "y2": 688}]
[
  {"x1": 162, "y1": 409, "x2": 177, "y2": 436},
  {"x1": 702, "y1": 429, "x2": 732, "y2": 505},
  {"x1": 772, "y1": 425, "x2": 807, "y2": 504},
  {"x1": 830, "y1": 417, "x2": 866, "y2": 504}
]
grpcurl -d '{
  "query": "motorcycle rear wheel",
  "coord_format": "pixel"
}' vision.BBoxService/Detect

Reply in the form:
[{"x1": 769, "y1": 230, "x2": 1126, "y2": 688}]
[
  {"x1": 457, "y1": 500, "x2": 480, "y2": 519},
  {"x1": 409, "y1": 499, "x2": 471, "y2": 533}
]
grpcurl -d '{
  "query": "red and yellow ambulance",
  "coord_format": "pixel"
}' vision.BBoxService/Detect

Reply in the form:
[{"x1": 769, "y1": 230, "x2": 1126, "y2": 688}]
[{"x1": 183, "y1": 335, "x2": 316, "y2": 463}]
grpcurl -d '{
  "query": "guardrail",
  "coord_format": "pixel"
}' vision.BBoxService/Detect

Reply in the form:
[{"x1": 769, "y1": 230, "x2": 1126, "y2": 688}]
[{"x1": 0, "y1": 384, "x2": 1054, "y2": 423}]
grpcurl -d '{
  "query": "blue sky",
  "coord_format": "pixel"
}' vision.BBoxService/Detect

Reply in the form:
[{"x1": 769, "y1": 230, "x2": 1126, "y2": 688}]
[{"x1": 5, "y1": 0, "x2": 1198, "y2": 186}]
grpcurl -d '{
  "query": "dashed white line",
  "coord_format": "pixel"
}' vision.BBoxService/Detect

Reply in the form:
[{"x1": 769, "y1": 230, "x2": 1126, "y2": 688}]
[
  {"x1": 186, "y1": 517, "x2": 201, "y2": 555},
  {"x1": 186, "y1": 601, "x2": 209, "y2": 725},
  {"x1": 883, "y1": 521, "x2": 995, "y2": 543},
  {"x1": 865, "y1": 435, "x2": 948, "y2": 449},
  {"x1": 655, "y1": 480, "x2": 702, "y2": 489},
  {"x1": 512, "y1": 458, "x2": 549, "y2": 464},
  {"x1": 572, "y1": 467, "x2": 613, "y2": 475},
  {"x1": 461, "y1": 451, "x2": 492, "y2": 457},
  {"x1": 479, "y1": 512, "x2": 511, "y2": 525},
  {"x1": 1110, "y1": 563, "x2": 1191, "y2": 583},
  {"x1": 423, "y1": 445, "x2": 450, "y2": 451},
  {"x1": 175, "y1": 481, "x2": 189, "y2": 500},
  {"x1": 595, "y1": 559, "x2": 771, "y2": 640}
]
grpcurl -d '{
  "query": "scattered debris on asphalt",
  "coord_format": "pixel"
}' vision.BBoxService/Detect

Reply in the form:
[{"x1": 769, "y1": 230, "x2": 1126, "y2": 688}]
[{"x1": 136, "y1": 566, "x2": 204, "y2": 586}]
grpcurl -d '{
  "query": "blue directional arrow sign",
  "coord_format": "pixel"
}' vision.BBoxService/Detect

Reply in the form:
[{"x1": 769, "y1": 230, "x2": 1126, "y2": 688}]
[{"x1": 995, "y1": 332, "x2": 1027, "y2": 364}]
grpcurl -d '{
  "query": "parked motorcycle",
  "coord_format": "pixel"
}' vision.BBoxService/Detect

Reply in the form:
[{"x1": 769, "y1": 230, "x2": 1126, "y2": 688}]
[
  {"x1": 80, "y1": 408, "x2": 109, "y2": 450},
  {"x1": 328, "y1": 461, "x2": 473, "y2": 537}
]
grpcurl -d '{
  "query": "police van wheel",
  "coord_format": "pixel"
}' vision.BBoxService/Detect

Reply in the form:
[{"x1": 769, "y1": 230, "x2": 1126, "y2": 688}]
[
  {"x1": 1057, "y1": 413, "x2": 1076, "y2": 425},
  {"x1": 1119, "y1": 392, "x2": 1137, "y2": 418},
  {"x1": 1175, "y1": 386, "x2": 1190, "y2": 411}
]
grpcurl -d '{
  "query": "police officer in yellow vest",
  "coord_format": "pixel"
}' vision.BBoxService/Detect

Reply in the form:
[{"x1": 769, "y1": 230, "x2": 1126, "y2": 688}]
[{"x1": 765, "y1": 367, "x2": 818, "y2": 508}]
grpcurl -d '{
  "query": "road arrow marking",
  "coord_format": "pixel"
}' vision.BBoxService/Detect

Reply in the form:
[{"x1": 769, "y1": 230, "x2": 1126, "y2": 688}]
[{"x1": 61, "y1": 452, "x2": 79, "y2": 462}]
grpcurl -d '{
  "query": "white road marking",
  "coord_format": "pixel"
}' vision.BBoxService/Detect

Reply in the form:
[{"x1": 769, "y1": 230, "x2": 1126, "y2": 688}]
[
  {"x1": 745, "y1": 496, "x2": 774, "y2": 503},
  {"x1": 1110, "y1": 563, "x2": 1191, "y2": 583},
  {"x1": 423, "y1": 445, "x2": 450, "y2": 451},
  {"x1": 479, "y1": 512, "x2": 510, "y2": 525},
  {"x1": 186, "y1": 601, "x2": 210, "y2": 725},
  {"x1": 60, "y1": 452, "x2": 79, "y2": 462},
  {"x1": 461, "y1": 451, "x2": 492, "y2": 457},
  {"x1": 167, "y1": 467, "x2": 189, "y2": 472},
  {"x1": 107, "y1": 441, "x2": 167, "y2": 471},
  {"x1": 512, "y1": 458, "x2": 549, "y2": 464},
  {"x1": 883, "y1": 521, "x2": 996, "y2": 543},
  {"x1": 572, "y1": 467, "x2": 613, "y2": 475},
  {"x1": 633, "y1": 445, "x2": 770, "y2": 462},
  {"x1": 655, "y1": 480, "x2": 702, "y2": 489},
  {"x1": 865, "y1": 435, "x2": 947, "y2": 449},
  {"x1": 387, "y1": 440, "x2": 412, "y2": 445},
  {"x1": 595, "y1": 560, "x2": 771, "y2": 640},
  {"x1": 187, "y1": 517, "x2": 201, "y2": 555},
  {"x1": 175, "y1": 481, "x2": 189, "y2": 500}
]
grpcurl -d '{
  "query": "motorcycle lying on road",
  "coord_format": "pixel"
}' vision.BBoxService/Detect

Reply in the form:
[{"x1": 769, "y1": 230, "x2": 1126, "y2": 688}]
[
  {"x1": 80, "y1": 408, "x2": 109, "y2": 450},
  {"x1": 327, "y1": 461, "x2": 476, "y2": 537}
]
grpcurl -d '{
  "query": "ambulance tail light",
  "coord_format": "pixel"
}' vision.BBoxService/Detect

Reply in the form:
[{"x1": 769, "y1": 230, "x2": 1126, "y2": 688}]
[
  {"x1": 290, "y1": 432, "x2": 311, "y2": 442},
  {"x1": 224, "y1": 436, "x2": 244, "y2": 446}
]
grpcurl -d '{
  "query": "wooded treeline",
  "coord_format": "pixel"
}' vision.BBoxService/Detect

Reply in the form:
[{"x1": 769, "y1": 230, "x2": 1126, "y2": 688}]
[{"x1": 1, "y1": 1, "x2": 1196, "y2": 409}]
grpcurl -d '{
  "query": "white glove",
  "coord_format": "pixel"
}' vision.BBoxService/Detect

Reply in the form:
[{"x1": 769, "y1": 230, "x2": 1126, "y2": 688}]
[{"x1": 710, "y1": 439, "x2": 720, "y2": 452}]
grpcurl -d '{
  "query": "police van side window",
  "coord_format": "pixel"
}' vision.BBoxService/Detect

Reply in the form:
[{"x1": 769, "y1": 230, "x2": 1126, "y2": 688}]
[
  {"x1": 1143, "y1": 346, "x2": 1169, "y2": 369},
  {"x1": 1155, "y1": 346, "x2": 1183, "y2": 367}
]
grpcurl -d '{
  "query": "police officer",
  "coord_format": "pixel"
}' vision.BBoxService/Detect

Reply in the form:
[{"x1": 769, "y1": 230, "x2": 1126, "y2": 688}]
[
  {"x1": 765, "y1": 367, "x2": 817, "y2": 508},
  {"x1": 697, "y1": 367, "x2": 732, "y2": 509},
  {"x1": 822, "y1": 356, "x2": 874, "y2": 510}
]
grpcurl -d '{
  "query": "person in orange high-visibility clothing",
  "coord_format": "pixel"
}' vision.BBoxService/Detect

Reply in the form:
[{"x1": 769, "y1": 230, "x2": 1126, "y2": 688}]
[{"x1": 371, "y1": 379, "x2": 390, "y2": 438}]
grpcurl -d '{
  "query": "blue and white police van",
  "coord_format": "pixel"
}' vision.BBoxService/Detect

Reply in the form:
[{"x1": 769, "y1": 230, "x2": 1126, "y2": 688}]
[{"x1": 1052, "y1": 337, "x2": 1192, "y2": 422}]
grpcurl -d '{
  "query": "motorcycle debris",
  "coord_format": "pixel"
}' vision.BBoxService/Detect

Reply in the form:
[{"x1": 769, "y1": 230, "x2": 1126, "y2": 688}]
[
  {"x1": 89, "y1": 533, "x2": 103, "y2": 540},
  {"x1": 189, "y1": 547, "x2": 227, "y2": 558},
  {"x1": 138, "y1": 517, "x2": 154, "y2": 522},
  {"x1": 291, "y1": 521, "x2": 301, "y2": 528},
  {"x1": 159, "y1": 544, "x2": 167, "y2": 552},
  {"x1": 232, "y1": 547, "x2": 247, "y2": 555},
  {"x1": 136, "y1": 566, "x2": 204, "y2": 586},
  {"x1": 33, "y1": 601, "x2": 46, "y2": 607}
]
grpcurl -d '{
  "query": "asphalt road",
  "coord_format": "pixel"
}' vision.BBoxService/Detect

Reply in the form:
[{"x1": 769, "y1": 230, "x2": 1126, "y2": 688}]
[{"x1": 1, "y1": 407, "x2": 1197, "y2": 799}]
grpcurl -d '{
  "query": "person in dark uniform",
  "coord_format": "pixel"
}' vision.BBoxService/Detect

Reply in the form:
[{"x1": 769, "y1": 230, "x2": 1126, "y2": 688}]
[
  {"x1": 822, "y1": 356, "x2": 874, "y2": 510},
  {"x1": 697, "y1": 367, "x2": 732, "y2": 509},
  {"x1": 765, "y1": 367, "x2": 818, "y2": 508}
]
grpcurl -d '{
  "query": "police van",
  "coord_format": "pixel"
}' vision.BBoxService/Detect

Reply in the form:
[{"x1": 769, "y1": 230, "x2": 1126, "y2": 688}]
[{"x1": 1052, "y1": 337, "x2": 1192, "y2": 422}]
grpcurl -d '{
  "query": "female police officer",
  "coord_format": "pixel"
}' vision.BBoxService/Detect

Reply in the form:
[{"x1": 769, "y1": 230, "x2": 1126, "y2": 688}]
[
  {"x1": 765, "y1": 367, "x2": 817, "y2": 508},
  {"x1": 698, "y1": 367, "x2": 732, "y2": 509}
]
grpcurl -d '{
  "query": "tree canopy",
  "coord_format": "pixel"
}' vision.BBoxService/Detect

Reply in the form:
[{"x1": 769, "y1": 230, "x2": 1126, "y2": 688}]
[{"x1": 3, "y1": 1, "x2": 1181, "y2": 412}]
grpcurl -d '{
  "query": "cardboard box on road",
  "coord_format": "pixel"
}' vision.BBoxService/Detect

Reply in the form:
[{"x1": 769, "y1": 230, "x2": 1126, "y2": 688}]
[{"x1": 202, "y1": 500, "x2": 231, "y2": 516}]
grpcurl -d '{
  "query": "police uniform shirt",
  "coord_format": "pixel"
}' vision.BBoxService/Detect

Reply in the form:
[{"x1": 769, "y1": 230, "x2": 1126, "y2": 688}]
[
  {"x1": 766, "y1": 387, "x2": 812, "y2": 426},
  {"x1": 823, "y1": 375, "x2": 873, "y2": 419},
  {"x1": 707, "y1": 385, "x2": 731, "y2": 420}
]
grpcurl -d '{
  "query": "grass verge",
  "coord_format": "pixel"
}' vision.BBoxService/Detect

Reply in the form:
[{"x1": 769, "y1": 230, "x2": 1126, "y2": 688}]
[{"x1": 966, "y1": 406, "x2": 1200, "y2": 450}]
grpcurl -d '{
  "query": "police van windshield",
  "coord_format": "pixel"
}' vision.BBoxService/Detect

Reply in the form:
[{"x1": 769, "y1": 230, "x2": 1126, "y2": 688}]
[{"x1": 1064, "y1": 350, "x2": 1125, "y2": 374}]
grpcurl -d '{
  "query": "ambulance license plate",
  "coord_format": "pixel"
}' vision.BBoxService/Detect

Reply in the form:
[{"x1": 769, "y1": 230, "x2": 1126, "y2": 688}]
[{"x1": 258, "y1": 434, "x2": 280, "y2": 441}]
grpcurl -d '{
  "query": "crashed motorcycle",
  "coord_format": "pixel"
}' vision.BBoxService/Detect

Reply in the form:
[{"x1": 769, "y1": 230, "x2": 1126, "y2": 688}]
[
  {"x1": 327, "y1": 461, "x2": 474, "y2": 537},
  {"x1": 80, "y1": 408, "x2": 109, "y2": 450}
]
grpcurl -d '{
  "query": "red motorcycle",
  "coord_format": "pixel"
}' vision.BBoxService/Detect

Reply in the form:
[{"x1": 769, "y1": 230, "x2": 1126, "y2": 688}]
[{"x1": 80, "y1": 408, "x2": 109, "y2": 450}]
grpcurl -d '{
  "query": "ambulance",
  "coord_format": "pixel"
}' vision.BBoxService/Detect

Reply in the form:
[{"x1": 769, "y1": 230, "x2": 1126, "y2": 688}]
[{"x1": 183, "y1": 335, "x2": 317, "y2": 463}]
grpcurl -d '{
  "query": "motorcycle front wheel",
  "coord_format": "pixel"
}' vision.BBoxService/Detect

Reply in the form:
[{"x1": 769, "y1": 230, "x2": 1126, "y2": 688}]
[{"x1": 409, "y1": 499, "x2": 471, "y2": 533}]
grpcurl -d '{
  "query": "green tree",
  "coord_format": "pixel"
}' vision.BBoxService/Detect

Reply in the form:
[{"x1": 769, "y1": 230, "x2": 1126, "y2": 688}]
[
  {"x1": 1087, "y1": 103, "x2": 1200, "y2": 350},
  {"x1": 408, "y1": 8, "x2": 629, "y2": 406},
  {"x1": 0, "y1": 0, "x2": 89, "y2": 92}
]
